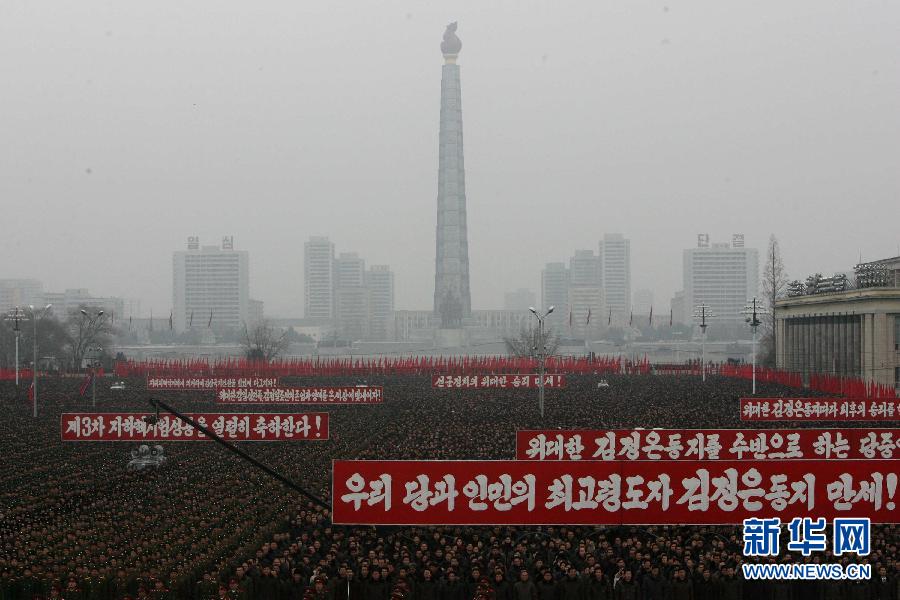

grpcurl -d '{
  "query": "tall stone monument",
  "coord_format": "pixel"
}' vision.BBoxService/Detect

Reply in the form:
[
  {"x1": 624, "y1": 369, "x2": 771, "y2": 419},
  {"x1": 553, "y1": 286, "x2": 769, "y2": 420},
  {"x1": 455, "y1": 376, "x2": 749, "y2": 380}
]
[{"x1": 433, "y1": 22, "x2": 472, "y2": 344}]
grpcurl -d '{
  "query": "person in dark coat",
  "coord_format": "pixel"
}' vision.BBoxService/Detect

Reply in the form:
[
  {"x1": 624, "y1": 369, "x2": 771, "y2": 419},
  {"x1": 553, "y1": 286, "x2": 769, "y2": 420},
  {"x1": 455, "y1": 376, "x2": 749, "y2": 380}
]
[
  {"x1": 513, "y1": 570, "x2": 538, "y2": 600},
  {"x1": 536, "y1": 571, "x2": 556, "y2": 600},
  {"x1": 640, "y1": 566, "x2": 666, "y2": 600},
  {"x1": 584, "y1": 567, "x2": 611, "y2": 600},
  {"x1": 557, "y1": 567, "x2": 581, "y2": 600},
  {"x1": 612, "y1": 571, "x2": 638, "y2": 600},
  {"x1": 669, "y1": 568, "x2": 693, "y2": 600},
  {"x1": 693, "y1": 570, "x2": 716, "y2": 600},
  {"x1": 415, "y1": 569, "x2": 440, "y2": 600},
  {"x1": 717, "y1": 566, "x2": 742, "y2": 600},
  {"x1": 492, "y1": 571, "x2": 513, "y2": 600},
  {"x1": 365, "y1": 570, "x2": 390, "y2": 600},
  {"x1": 441, "y1": 571, "x2": 466, "y2": 600},
  {"x1": 871, "y1": 567, "x2": 895, "y2": 600}
]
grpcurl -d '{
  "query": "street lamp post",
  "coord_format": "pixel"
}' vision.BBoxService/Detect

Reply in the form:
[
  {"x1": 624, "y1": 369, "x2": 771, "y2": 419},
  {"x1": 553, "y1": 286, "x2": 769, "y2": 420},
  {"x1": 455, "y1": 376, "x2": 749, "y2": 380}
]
[
  {"x1": 3, "y1": 307, "x2": 25, "y2": 387},
  {"x1": 87, "y1": 345, "x2": 103, "y2": 407},
  {"x1": 692, "y1": 303, "x2": 715, "y2": 382},
  {"x1": 27, "y1": 304, "x2": 52, "y2": 418},
  {"x1": 528, "y1": 305, "x2": 554, "y2": 419},
  {"x1": 742, "y1": 298, "x2": 768, "y2": 395},
  {"x1": 80, "y1": 310, "x2": 105, "y2": 407}
]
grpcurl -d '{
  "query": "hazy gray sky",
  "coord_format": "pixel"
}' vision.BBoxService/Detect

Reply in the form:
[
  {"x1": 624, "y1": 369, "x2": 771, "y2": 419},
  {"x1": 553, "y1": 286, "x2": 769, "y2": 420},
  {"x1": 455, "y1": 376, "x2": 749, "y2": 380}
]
[{"x1": 2, "y1": 0, "x2": 898, "y2": 316}]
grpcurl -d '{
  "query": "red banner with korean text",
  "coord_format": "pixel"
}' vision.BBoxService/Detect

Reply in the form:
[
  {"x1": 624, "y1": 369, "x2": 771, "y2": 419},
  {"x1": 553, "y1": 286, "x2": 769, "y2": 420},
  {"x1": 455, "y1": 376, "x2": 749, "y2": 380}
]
[
  {"x1": 741, "y1": 398, "x2": 900, "y2": 421},
  {"x1": 61, "y1": 413, "x2": 328, "y2": 441},
  {"x1": 147, "y1": 376, "x2": 280, "y2": 390},
  {"x1": 216, "y1": 386, "x2": 383, "y2": 404},
  {"x1": 332, "y1": 460, "x2": 900, "y2": 525},
  {"x1": 516, "y1": 429, "x2": 900, "y2": 461},
  {"x1": 431, "y1": 374, "x2": 566, "y2": 389}
]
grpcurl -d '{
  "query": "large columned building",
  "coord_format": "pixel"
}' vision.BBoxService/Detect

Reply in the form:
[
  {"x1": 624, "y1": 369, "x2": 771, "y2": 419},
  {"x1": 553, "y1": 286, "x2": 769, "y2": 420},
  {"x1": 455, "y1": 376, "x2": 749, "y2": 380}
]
[
  {"x1": 776, "y1": 257, "x2": 900, "y2": 391},
  {"x1": 433, "y1": 23, "x2": 472, "y2": 329}
]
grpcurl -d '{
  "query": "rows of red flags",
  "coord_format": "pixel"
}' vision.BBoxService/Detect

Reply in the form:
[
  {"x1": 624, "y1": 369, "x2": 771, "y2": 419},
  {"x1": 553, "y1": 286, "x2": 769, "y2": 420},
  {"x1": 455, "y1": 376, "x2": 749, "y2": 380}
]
[{"x1": 2, "y1": 357, "x2": 894, "y2": 399}]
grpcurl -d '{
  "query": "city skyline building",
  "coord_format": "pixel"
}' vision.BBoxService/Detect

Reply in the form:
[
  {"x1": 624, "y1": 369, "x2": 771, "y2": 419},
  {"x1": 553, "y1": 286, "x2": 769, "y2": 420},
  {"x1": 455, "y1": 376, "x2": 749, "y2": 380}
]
[
  {"x1": 683, "y1": 233, "x2": 759, "y2": 329},
  {"x1": 172, "y1": 236, "x2": 249, "y2": 334},
  {"x1": 601, "y1": 233, "x2": 631, "y2": 325},
  {"x1": 541, "y1": 262, "x2": 569, "y2": 326},
  {"x1": 569, "y1": 249, "x2": 603, "y2": 336},
  {"x1": 304, "y1": 236, "x2": 335, "y2": 321},
  {"x1": 0, "y1": 279, "x2": 44, "y2": 314},
  {"x1": 335, "y1": 252, "x2": 369, "y2": 340},
  {"x1": 366, "y1": 265, "x2": 395, "y2": 341}
]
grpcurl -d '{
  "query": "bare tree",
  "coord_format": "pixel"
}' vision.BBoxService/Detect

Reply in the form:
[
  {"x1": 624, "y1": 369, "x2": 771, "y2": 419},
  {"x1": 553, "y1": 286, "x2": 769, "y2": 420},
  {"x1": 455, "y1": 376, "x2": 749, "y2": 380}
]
[
  {"x1": 504, "y1": 323, "x2": 559, "y2": 359},
  {"x1": 760, "y1": 234, "x2": 788, "y2": 366},
  {"x1": 68, "y1": 308, "x2": 113, "y2": 371},
  {"x1": 242, "y1": 321, "x2": 289, "y2": 362}
]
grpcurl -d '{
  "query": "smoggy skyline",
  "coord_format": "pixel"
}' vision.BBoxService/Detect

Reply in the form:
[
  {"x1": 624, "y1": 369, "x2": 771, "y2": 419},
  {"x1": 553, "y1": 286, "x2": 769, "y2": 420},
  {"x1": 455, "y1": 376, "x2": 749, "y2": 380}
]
[{"x1": 2, "y1": 1, "x2": 898, "y2": 317}]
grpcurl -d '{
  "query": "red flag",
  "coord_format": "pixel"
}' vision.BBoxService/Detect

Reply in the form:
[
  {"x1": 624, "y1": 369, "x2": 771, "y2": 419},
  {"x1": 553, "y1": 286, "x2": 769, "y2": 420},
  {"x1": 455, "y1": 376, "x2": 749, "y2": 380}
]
[
  {"x1": 586, "y1": 308, "x2": 592, "y2": 325},
  {"x1": 27, "y1": 381, "x2": 34, "y2": 402},
  {"x1": 79, "y1": 370, "x2": 94, "y2": 397}
]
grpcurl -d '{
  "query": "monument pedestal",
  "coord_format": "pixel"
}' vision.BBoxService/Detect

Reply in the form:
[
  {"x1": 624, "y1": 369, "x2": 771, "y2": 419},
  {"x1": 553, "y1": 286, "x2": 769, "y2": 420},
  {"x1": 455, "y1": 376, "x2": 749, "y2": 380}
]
[{"x1": 434, "y1": 328, "x2": 467, "y2": 349}]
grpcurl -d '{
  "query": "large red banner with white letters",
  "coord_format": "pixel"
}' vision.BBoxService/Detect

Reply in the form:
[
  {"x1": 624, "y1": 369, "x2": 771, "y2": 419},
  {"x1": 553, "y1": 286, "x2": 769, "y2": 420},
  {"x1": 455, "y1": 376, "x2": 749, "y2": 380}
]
[
  {"x1": 431, "y1": 374, "x2": 565, "y2": 389},
  {"x1": 516, "y1": 429, "x2": 900, "y2": 461},
  {"x1": 61, "y1": 412, "x2": 328, "y2": 441},
  {"x1": 216, "y1": 386, "x2": 383, "y2": 404},
  {"x1": 331, "y1": 460, "x2": 900, "y2": 525},
  {"x1": 741, "y1": 398, "x2": 900, "y2": 421},
  {"x1": 147, "y1": 376, "x2": 280, "y2": 390}
]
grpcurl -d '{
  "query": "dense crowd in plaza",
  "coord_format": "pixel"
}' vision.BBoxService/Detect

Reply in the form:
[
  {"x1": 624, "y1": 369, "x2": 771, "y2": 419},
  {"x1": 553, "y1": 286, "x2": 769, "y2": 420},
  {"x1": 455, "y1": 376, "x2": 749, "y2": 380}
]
[{"x1": 0, "y1": 372, "x2": 897, "y2": 599}]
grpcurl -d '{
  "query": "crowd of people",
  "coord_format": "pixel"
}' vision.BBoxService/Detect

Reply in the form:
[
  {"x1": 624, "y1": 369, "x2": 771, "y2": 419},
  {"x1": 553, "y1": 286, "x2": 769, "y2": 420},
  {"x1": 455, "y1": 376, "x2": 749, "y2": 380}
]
[{"x1": 0, "y1": 372, "x2": 896, "y2": 599}]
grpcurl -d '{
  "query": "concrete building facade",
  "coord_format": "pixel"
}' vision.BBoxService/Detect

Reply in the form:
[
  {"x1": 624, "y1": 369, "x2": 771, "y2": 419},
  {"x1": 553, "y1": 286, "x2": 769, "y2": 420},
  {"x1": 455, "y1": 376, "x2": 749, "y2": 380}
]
[
  {"x1": 0, "y1": 279, "x2": 44, "y2": 314},
  {"x1": 335, "y1": 253, "x2": 369, "y2": 341},
  {"x1": 172, "y1": 236, "x2": 249, "y2": 334},
  {"x1": 541, "y1": 262, "x2": 569, "y2": 327},
  {"x1": 601, "y1": 234, "x2": 631, "y2": 324},
  {"x1": 366, "y1": 265, "x2": 395, "y2": 341},
  {"x1": 683, "y1": 234, "x2": 758, "y2": 328},
  {"x1": 304, "y1": 237, "x2": 335, "y2": 321},
  {"x1": 776, "y1": 287, "x2": 900, "y2": 391}
]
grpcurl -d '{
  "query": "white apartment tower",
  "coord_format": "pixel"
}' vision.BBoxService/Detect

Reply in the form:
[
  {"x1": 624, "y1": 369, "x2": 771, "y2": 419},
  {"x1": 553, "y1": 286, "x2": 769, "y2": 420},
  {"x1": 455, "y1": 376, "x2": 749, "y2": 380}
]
[
  {"x1": 600, "y1": 233, "x2": 631, "y2": 325},
  {"x1": 569, "y1": 249, "x2": 603, "y2": 335},
  {"x1": 335, "y1": 252, "x2": 369, "y2": 340},
  {"x1": 304, "y1": 237, "x2": 335, "y2": 321},
  {"x1": 541, "y1": 262, "x2": 569, "y2": 325},
  {"x1": 173, "y1": 236, "x2": 249, "y2": 334},
  {"x1": 366, "y1": 265, "x2": 395, "y2": 341},
  {"x1": 683, "y1": 233, "x2": 759, "y2": 327}
]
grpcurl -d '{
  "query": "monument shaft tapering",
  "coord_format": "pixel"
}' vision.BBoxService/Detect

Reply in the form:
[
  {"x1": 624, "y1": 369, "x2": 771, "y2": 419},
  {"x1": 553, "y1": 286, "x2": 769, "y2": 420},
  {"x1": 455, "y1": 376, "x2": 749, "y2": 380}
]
[{"x1": 434, "y1": 23, "x2": 471, "y2": 328}]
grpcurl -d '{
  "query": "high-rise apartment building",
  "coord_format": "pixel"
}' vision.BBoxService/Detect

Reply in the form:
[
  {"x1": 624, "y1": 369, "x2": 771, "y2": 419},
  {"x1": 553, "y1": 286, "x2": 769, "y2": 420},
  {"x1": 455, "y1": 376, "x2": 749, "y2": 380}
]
[
  {"x1": 173, "y1": 236, "x2": 249, "y2": 334},
  {"x1": 569, "y1": 250, "x2": 602, "y2": 335},
  {"x1": 366, "y1": 265, "x2": 395, "y2": 341},
  {"x1": 541, "y1": 262, "x2": 569, "y2": 325},
  {"x1": 304, "y1": 237, "x2": 335, "y2": 321},
  {"x1": 335, "y1": 252, "x2": 369, "y2": 340},
  {"x1": 600, "y1": 233, "x2": 631, "y2": 325},
  {"x1": 683, "y1": 234, "x2": 759, "y2": 328}
]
